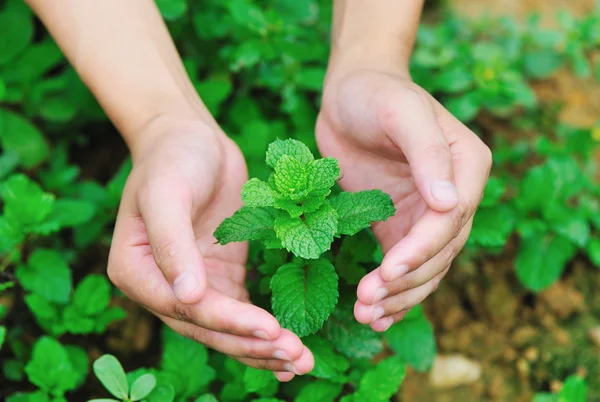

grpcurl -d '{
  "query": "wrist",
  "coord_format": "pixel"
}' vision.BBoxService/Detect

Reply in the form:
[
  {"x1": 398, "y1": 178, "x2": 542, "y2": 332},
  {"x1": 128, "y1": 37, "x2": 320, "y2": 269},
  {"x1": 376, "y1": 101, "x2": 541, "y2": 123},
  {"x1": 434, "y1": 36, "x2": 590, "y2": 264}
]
[{"x1": 123, "y1": 103, "x2": 224, "y2": 163}]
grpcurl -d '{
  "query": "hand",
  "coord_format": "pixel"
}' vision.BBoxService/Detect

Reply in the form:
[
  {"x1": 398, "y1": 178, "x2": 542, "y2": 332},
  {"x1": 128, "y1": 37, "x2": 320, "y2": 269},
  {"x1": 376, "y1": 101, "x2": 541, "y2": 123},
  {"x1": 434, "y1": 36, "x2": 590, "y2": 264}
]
[
  {"x1": 107, "y1": 116, "x2": 314, "y2": 381},
  {"x1": 317, "y1": 70, "x2": 492, "y2": 331}
]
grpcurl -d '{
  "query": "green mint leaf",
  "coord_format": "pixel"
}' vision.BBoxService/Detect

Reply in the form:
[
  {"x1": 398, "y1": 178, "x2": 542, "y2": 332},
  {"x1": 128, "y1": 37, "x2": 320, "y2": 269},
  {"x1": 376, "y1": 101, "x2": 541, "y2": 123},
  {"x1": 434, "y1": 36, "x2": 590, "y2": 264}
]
[
  {"x1": 271, "y1": 259, "x2": 338, "y2": 337},
  {"x1": 467, "y1": 205, "x2": 516, "y2": 248},
  {"x1": 335, "y1": 233, "x2": 377, "y2": 285},
  {"x1": 0, "y1": 9, "x2": 33, "y2": 66},
  {"x1": 0, "y1": 110, "x2": 49, "y2": 168},
  {"x1": 479, "y1": 177, "x2": 506, "y2": 207},
  {"x1": 559, "y1": 375, "x2": 587, "y2": 402},
  {"x1": 24, "y1": 293, "x2": 63, "y2": 336},
  {"x1": 65, "y1": 345, "x2": 90, "y2": 389},
  {"x1": 265, "y1": 138, "x2": 314, "y2": 168},
  {"x1": 16, "y1": 249, "x2": 72, "y2": 304},
  {"x1": 587, "y1": 237, "x2": 600, "y2": 267},
  {"x1": 94, "y1": 307, "x2": 127, "y2": 334},
  {"x1": 353, "y1": 356, "x2": 406, "y2": 402},
  {"x1": 214, "y1": 206, "x2": 278, "y2": 245},
  {"x1": 46, "y1": 199, "x2": 96, "y2": 228},
  {"x1": 273, "y1": 155, "x2": 308, "y2": 197},
  {"x1": 160, "y1": 327, "x2": 216, "y2": 398},
  {"x1": 330, "y1": 190, "x2": 395, "y2": 236},
  {"x1": 93, "y1": 355, "x2": 129, "y2": 399},
  {"x1": 306, "y1": 157, "x2": 340, "y2": 192},
  {"x1": 385, "y1": 305, "x2": 437, "y2": 372},
  {"x1": 194, "y1": 394, "x2": 219, "y2": 402},
  {"x1": 0, "y1": 215, "x2": 24, "y2": 253},
  {"x1": 274, "y1": 204, "x2": 337, "y2": 259},
  {"x1": 0, "y1": 326, "x2": 5, "y2": 351},
  {"x1": 73, "y1": 274, "x2": 111, "y2": 316},
  {"x1": 25, "y1": 337, "x2": 79, "y2": 396},
  {"x1": 322, "y1": 299, "x2": 383, "y2": 359},
  {"x1": 64, "y1": 304, "x2": 97, "y2": 334},
  {"x1": 242, "y1": 367, "x2": 278, "y2": 396},
  {"x1": 515, "y1": 232, "x2": 577, "y2": 292},
  {"x1": 130, "y1": 373, "x2": 157, "y2": 401},
  {"x1": 295, "y1": 380, "x2": 342, "y2": 402},
  {"x1": 1, "y1": 174, "x2": 55, "y2": 231},
  {"x1": 0, "y1": 149, "x2": 20, "y2": 180},
  {"x1": 303, "y1": 335, "x2": 349, "y2": 380},
  {"x1": 155, "y1": 0, "x2": 188, "y2": 21},
  {"x1": 241, "y1": 178, "x2": 277, "y2": 207}
]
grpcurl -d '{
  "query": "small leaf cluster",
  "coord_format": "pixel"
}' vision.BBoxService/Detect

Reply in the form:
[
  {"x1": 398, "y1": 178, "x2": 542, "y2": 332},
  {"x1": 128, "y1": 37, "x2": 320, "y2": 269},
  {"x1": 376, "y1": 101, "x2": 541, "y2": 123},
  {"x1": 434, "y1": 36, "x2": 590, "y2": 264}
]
[{"x1": 215, "y1": 139, "x2": 395, "y2": 336}]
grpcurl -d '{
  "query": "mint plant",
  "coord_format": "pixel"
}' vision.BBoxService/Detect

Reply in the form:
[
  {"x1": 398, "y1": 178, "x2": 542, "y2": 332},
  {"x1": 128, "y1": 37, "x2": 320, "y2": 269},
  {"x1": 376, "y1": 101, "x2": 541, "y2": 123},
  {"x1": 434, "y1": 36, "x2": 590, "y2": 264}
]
[
  {"x1": 214, "y1": 138, "x2": 395, "y2": 336},
  {"x1": 90, "y1": 355, "x2": 157, "y2": 402}
]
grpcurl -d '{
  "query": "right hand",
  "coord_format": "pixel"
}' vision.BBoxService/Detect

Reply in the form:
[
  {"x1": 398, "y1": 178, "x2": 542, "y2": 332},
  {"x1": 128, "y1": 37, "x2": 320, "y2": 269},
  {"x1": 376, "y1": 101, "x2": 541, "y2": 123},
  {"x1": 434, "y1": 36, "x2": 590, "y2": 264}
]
[{"x1": 107, "y1": 116, "x2": 314, "y2": 381}]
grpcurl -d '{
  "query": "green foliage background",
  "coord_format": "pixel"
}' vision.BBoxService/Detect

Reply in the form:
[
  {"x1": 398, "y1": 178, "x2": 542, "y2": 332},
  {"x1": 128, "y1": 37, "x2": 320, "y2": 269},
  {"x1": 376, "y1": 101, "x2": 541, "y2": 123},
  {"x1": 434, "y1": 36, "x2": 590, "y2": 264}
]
[{"x1": 0, "y1": 0, "x2": 599, "y2": 400}]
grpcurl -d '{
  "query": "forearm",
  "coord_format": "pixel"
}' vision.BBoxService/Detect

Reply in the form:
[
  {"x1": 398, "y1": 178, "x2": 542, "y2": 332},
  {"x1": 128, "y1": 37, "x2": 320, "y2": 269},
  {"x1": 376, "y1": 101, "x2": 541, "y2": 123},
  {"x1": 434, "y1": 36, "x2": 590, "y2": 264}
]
[
  {"x1": 26, "y1": 0, "x2": 211, "y2": 150},
  {"x1": 328, "y1": 0, "x2": 423, "y2": 78}
]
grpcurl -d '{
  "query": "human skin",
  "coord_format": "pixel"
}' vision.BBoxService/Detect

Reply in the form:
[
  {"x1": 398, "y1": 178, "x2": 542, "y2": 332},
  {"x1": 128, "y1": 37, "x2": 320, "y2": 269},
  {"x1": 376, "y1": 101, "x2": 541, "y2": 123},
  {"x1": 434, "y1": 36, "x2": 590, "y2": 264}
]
[
  {"x1": 25, "y1": 0, "x2": 491, "y2": 381},
  {"x1": 318, "y1": 0, "x2": 492, "y2": 331}
]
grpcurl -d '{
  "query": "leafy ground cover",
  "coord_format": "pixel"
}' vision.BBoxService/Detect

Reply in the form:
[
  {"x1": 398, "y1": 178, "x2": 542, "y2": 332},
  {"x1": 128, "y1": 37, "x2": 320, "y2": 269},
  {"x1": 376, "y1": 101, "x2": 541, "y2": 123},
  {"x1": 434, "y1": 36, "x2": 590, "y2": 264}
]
[{"x1": 0, "y1": 0, "x2": 599, "y2": 401}]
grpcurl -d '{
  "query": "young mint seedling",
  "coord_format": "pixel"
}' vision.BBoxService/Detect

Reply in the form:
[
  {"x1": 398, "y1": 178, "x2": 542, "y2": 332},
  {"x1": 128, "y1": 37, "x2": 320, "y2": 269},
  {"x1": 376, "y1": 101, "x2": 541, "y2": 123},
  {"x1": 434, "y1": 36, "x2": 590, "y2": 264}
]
[
  {"x1": 90, "y1": 354, "x2": 156, "y2": 402},
  {"x1": 214, "y1": 139, "x2": 396, "y2": 336}
]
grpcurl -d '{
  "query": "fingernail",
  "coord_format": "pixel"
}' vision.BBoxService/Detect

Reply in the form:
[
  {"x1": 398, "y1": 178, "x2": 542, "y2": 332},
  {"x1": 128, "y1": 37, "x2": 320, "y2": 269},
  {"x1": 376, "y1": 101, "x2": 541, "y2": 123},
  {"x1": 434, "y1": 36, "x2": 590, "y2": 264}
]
[
  {"x1": 253, "y1": 330, "x2": 271, "y2": 340},
  {"x1": 384, "y1": 264, "x2": 409, "y2": 281},
  {"x1": 173, "y1": 271, "x2": 198, "y2": 301},
  {"x1": 373, "y1": 307, "x2": 385, "y2": 322},
  {"x1": 373, "y1": 288, "x2": 388, "y2": 303},
  {"x1": 431, "y1": 181, "x2": 458, "y2": 202},
  {"x1": 283, "y1": 362, "x2": 299, "y2": 375},
  {"x1": 380, "y1": 317, "x2": 394, "y2": 332},
  {"x1": 273, "y1": 349, "x2": 291, "y2": 361}
]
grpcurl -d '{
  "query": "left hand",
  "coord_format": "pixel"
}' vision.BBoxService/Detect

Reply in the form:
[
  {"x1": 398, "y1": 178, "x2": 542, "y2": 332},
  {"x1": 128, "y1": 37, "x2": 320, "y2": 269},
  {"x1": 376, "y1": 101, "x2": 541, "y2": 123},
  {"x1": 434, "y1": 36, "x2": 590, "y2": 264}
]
[{"x1": 316, "y1": 69, "x2": 492, "y2": 332}]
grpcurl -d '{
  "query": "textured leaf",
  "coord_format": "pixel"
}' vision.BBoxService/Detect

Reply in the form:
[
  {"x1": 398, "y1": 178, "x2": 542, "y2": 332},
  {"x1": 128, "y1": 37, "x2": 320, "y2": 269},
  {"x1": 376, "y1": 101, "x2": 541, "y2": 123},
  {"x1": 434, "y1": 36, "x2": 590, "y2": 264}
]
[
  {"x1": 215, "y1": 206, "x2": 278, "y2": 244},
  {"x1": 352, "y1": 356, "x2": 406, "y2": 402},
  {"x1": 73, "y1": 274, "x2": 111, "y2": 316},
  {"x1": 303, "y1": 335, "x2": 349, "y2": 380},
  {"x1": 322, "y1": 299, "x2": 383, "y2": 359},
  {"x1": 271, "y1": 259, "x2": 338, "y2": 337},
  {"x1": 385, "y1": 305, "x2": 437, "y2": 372},
  {"x1": 515, "y1": 232, "x2": 577, "y2": 292},
  {"x1": 329, "y1": 190, "x2": 395, "y2": 236},
  {"x1": 273, "y1": 155, "x2": 308, "y2": 197},
  {"x1": 1, "y1": 174, "x2": 55, "y2": 230},
  {"x1": 16, "y1": 249, "x2": 72, "y2": 304},
  {"x1": 274, "y1": 204, "x2": 337, "y2": 259},
  {"x1": 241, "y1": 178, "x2": 277, "y2": 207},
  {"x1": 93, "y1": 355, "x2": 129, "y2": 399},
  {"x1": 160, "y1": 327, "x2": 216, "y2": 398},
  {"x1": 243, "y1": 367, "x2": 278, "y2": 396},
  {"x1": 266, "y1": 138, "x2": 314, "y2": 168},
  {"x1": 0, "y1": 110, "x2": 49, "y2": 168},
  {"x1": 306, "y1": 158, "x2": 340, "y2": 196},
  {"x1": 295, "y1": 380, "x2": 342, "y2": 402},
  {"x1": 130, "y1": 373, "x2": 157, "y2": 401}
]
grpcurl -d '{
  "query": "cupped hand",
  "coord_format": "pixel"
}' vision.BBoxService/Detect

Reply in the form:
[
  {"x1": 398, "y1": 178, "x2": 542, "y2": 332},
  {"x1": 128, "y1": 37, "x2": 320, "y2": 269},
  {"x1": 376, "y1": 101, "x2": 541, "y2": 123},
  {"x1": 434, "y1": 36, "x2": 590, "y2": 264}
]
[
  {"x1": 107, "y1": 117, "x2": 313, "y2": 381},
  {"x1": 317, "y1": 70, "x2": 492, "y2": 332}
]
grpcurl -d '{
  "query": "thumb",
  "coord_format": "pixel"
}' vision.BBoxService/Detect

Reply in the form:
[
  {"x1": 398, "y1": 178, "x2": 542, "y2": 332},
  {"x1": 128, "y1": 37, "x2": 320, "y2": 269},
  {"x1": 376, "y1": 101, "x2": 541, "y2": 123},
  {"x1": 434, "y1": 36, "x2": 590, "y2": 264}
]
[
  {"x1": 140, "y1": 191, "x2": 207, "y2": 304},
  {"x1": 380, "y1": 89, "x2": 458, "y2": 211}
]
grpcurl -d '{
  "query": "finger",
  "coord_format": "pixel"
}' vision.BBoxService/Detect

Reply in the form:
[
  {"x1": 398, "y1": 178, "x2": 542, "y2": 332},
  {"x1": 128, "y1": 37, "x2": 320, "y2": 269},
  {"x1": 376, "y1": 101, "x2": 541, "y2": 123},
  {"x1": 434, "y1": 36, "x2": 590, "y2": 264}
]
[
  {"x1": 354, "y1": 278, "x2": 441, "y2": 325},
  {"x1": 380, "y1": 136, "x2": 490, "y2": 282},
  {"x1": 165, "y1": 288, "x2": 282, "y2": 340},
  {"x1": 378, "y1": 87, "x2": 457, "y2": 211},
  {"x1": 370, "y1": 309, "x2": 411, "y2": 332},
  {"x1": 139, "y1": 181, "x2": 206, "y2": 304},
  {"x1": 274, "y1": 372, "x2": 295, "y2": 382},
  {"x1": 161, "y1": 315, "x2": 305, "y2": 361},
  {"x1": 357, "y1": 220, "x2": 472, "y2": 305},
  {"x1": 238, "y1": 346, "x2": 314, "y2": 375}
]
